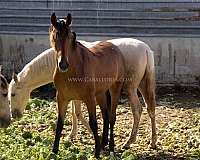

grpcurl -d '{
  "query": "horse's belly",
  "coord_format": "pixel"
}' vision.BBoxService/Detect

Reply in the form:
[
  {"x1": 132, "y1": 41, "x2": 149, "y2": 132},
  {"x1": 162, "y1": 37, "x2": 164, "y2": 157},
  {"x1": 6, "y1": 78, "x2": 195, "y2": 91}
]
[{"x1": 94, "y1": 80, "x2": 115, "y2": 93}]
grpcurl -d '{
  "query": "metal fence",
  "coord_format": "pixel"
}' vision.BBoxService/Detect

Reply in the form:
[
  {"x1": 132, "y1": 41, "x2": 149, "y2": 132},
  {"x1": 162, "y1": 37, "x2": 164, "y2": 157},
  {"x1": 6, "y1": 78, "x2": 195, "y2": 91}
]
[
  {"x1": 1, "y1": 0, "x2": 200, "y2": 37},
  {"x1": 1, "y1": 0, "x2": 200, "y2": 85}
]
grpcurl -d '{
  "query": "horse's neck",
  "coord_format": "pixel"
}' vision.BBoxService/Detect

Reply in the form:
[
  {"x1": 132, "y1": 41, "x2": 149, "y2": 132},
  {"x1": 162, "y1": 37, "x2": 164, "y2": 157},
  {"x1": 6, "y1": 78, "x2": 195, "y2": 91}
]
[
  {"x1": 18, "y1": 49, "x2": 56, "y2": 90},
  {"x1": 68, "y1": 43, "x2": 86, "y2": 74}
]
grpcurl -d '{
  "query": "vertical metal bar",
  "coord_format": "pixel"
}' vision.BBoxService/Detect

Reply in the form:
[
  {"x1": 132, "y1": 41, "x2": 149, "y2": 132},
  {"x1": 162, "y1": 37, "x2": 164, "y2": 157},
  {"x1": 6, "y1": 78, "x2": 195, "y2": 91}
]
[{"x1": 174, "y1": 51, "x2": 176, "y2": 81}]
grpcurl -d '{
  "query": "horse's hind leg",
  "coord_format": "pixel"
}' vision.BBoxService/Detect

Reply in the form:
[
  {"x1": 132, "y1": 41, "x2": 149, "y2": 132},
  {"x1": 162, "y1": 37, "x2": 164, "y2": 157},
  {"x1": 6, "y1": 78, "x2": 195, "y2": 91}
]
[
  {"x1": 139, "y1": 78, "x2": 157, "y2": 149},
  {"x1": 85, "y1": 95, "x2": 101, "y2": 158},
  {"x1": 96, "y1": 90, "x2": 110, "y2": 150},
  {"x1": 122, "y1": 86, "x2": 143, "y2": 149},
  {"x1": 69, "y1": 100, "x2": 92, "y2": 140}
]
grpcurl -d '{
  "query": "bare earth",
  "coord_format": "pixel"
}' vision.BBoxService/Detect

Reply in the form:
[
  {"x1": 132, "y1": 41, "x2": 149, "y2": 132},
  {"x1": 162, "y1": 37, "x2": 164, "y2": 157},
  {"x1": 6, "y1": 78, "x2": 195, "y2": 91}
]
[{"x1": 0, "y1": 87, "x2": 199, "y2": 160}]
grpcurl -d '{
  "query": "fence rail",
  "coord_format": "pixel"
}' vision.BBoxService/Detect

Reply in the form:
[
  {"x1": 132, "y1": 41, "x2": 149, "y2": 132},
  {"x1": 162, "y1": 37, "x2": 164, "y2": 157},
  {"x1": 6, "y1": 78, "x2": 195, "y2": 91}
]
[
  {"x1": 1, "y1": 1, "x2": 200, "y2": 85},
  {"x1": 1, "y1": 0, "x2": 200, "y2": 37}
]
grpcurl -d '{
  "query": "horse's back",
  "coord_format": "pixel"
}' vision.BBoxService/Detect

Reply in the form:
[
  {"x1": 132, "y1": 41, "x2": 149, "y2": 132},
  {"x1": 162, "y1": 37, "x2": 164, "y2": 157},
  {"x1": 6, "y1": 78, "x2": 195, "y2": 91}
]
[
  {"x1": 82, "y1": 41, "x2": 125, "y2": 81},
  {"x1": 108, "y1": 38, "x2": 151, "y2": 61},
  {"x1": 107, "y1": 38, "x2": 153, "y2": 74},
  {"x1": 108, "y1": 38, "x2": 153, "y2": 84},
  {"x1": 30, "y1": 48, "x2": 56, "y2": 72},
  {"x1": 90, "y1": 41, "x2": 122, "y2": 56},
  {"x1": 14, "y1": 48, "x2": 56, "y2": 89},
  {"x1": 79, "y1": 40, "x2": 101, "y2": 48},
  {"x1": 89, "y1": 41, "x2": 124, "y2": 67}
]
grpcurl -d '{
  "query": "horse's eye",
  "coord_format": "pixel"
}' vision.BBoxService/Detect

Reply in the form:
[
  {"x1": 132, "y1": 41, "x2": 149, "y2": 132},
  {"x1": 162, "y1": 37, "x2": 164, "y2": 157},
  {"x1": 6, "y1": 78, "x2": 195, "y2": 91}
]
[
  {"x1": 11, "y1": 93, "x2": 15, "y2": 97},
  {"x1": 2, "y1": 93, "x2": 7, "y2": 97}
]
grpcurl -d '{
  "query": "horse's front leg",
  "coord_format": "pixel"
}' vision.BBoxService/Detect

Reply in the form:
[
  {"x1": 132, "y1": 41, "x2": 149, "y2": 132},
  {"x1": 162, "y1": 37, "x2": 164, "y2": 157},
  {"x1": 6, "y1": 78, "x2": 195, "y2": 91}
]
[
  {"x1": 109, "y1": 82, "x2": 123, "y2": 154},
  {"x1": 52, "y1": 92, "x2": 69, "y2": 154},
  {"x1": 85, "y1": 96, "x2": 100, "y2": 158}
]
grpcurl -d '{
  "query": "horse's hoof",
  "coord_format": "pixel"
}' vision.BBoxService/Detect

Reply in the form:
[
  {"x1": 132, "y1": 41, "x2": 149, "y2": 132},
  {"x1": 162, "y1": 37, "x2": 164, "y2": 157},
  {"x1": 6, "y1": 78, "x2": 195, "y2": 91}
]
[
  {"x1": 149, "y1": 144, "x2": 157, "y2": 150},
  {"x1": 101, "y1": 143, "x2": 109, "y2": 151},
  {"x1": 122, "y1": 143, "x2": 130, "y2": 150},
  {"x1": 104, "y1": 145, "x2": 110, "y2": 151},
  {"x1": 122, "y1": 145, "x2": 130, "y2": 149},
  {"x1": 100, "y1": 145, "x2": 106, "y2": 151},
  {"x1": 95, "y1": 152, "x2": 100, "y2": 159},
  {"x1": 52, "y1": 148, "x2": 58, "y2": 154},
  {"x1": 68, "y1": 134, "x2": 77, "y2": 141}
]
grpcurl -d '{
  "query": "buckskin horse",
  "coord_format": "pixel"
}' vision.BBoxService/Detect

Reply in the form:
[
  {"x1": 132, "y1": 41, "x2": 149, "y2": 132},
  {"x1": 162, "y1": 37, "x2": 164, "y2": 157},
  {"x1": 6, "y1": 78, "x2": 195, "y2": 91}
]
[{"x1": 49, "y1": 13, "x2": 125, "y2": 157}]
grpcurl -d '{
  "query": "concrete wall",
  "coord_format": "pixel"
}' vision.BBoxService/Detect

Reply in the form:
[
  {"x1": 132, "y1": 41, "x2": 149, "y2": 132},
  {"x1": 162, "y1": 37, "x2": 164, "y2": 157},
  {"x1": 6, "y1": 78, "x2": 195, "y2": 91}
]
[
  {"x1": 1, "y1": 0, "x2": 200, "y2": 85},
  {"x1": 0, "y1": 34, "x2": 200, "y2": 85},
  {"x1": 0, "y1": 35, "x2": 49, "y2": 80}
]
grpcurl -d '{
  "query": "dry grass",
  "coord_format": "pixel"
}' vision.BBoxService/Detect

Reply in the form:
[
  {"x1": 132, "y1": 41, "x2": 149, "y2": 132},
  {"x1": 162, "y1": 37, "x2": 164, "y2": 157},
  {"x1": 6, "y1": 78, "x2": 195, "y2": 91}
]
[{"x1": 0, "y1": 86, "x2": 199, "y2": 159}]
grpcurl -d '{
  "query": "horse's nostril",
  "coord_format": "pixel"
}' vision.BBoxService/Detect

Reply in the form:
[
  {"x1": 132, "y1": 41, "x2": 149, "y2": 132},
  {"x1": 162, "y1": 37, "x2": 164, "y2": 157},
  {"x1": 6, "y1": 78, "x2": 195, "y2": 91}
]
[
  {"x1": 58, "y1": 61, "x2": 69, "y2": 72},
  {"x1": 12, "y1": 109, "x2": 22, "y2": 119}
]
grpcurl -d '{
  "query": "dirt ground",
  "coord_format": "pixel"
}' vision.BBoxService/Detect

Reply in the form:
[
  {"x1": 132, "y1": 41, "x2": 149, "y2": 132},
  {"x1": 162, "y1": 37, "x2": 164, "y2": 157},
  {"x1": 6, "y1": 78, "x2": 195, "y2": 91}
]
[{"x1": 31, "y1": 85, "x2": 200, "y2": 159}]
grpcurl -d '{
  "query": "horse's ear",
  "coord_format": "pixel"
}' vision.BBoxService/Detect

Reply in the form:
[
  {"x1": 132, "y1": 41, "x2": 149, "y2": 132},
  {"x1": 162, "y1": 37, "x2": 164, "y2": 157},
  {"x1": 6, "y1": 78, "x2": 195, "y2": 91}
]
[
  {"x1": 12, "y1": 72, "x2": 18, "y2": 83},
  {"x1": 66, "y1": 13, "x2": 72, "y2": 26},
  {"x1": 51, "y1": 12, "x2": 57, "y2": 27}
]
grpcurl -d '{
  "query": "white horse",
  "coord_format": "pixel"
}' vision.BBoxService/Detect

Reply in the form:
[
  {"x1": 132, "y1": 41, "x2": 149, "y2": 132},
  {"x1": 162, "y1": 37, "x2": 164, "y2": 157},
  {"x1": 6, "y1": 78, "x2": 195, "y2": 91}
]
[
  {"x1": 8, "y1": 38, "x2": 156, "y2": 149},
  {"x1": 0, "y1": 66, "x2": 10, "y2": 127}
]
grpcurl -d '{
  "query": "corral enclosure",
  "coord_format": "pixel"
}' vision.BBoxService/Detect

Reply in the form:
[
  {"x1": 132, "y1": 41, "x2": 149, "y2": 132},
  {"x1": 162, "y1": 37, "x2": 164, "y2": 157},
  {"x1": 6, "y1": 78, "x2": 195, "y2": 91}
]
[{"x1": 1, "y1": 0, "x2": 200, "y2": 85}]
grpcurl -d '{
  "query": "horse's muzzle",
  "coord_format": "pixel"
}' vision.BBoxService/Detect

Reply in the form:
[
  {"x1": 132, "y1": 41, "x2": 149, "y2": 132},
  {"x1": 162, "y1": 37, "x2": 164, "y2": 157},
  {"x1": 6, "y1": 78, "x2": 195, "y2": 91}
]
[
  {"x1": 58, "y1": 60, "x2": 69, "y2": 72},
  {"x1": 0, "y1": 117, "x2": 11, "y2": 128},
  {"x1": 12, "y1": 109, "x2": 22, "y2": 119}
]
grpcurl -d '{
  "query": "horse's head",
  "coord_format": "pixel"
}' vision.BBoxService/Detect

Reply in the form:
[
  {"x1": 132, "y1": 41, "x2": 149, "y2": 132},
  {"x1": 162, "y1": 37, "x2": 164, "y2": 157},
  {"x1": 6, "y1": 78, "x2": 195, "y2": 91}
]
[
  {"x1": 8, "y1": 73, "x2": 30, "y2": 119},
  {"x1": 0, "y1": 71, "x2": 11, "y2": 127},
  {"x1": 49, "y1": 13, "x2": 76, "y2": 72}
]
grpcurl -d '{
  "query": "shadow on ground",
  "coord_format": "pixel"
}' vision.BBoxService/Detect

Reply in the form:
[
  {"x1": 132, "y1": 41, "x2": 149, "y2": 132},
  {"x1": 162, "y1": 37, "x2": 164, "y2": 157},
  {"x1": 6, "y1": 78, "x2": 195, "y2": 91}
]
[{"x1": 31, "y1": 83, "x2": 200, "y2": 109}]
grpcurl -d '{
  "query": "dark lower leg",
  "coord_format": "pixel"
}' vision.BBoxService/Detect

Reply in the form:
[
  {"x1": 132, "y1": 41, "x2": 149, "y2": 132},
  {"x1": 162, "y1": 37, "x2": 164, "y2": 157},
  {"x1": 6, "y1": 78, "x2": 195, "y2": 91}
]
[
  {"x1": 89, "y1": 117, "x2": 100, "y2": 158},
  {"x1": 101, "y1": 110, "x2": 109, "y2": 149},
  {"x1": 109, "y1": 120, "x2": 115, "y2": 152},
  {"x1": 109, "y1": 107, "x2": 116, "y2": 152},
  {"x1": 52, "y1": 115, "x2": 64, "y2": 153}
]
